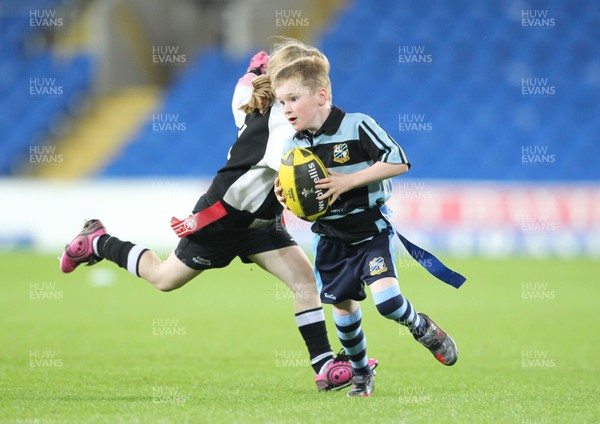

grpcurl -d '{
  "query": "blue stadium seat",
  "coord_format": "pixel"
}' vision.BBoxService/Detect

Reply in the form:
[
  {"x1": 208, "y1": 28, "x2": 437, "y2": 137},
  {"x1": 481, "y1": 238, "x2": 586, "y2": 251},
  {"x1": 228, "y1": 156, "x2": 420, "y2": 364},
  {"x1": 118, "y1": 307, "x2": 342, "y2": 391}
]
[
  {"x1": 0, "y1": 3, "x2": 94, "y2": 175},
  {"x1": 95, "y1": 0, "x2": 599, "y2": 181}
]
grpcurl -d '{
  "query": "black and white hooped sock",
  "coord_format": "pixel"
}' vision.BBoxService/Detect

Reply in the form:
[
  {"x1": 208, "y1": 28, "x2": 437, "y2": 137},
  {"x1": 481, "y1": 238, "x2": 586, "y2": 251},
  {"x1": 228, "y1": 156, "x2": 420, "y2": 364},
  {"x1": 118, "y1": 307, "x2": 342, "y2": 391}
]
[
  {"x1": 93, "y1": 234, "x2": 148, "y2": 277},
  {"x1": 295, "y1": 307, "x2": 334, "y2": 374}
]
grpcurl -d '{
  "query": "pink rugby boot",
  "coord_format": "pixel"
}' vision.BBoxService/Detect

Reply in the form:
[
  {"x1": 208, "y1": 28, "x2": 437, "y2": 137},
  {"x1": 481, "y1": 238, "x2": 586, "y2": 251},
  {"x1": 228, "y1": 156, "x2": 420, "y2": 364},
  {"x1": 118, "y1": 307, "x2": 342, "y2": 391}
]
[
  {"x1": 315, "y1": 350, "x2": 379, "y2": 391},
  {"x1": 59, "y1": 219, "x2": 106, "y2": 273}
]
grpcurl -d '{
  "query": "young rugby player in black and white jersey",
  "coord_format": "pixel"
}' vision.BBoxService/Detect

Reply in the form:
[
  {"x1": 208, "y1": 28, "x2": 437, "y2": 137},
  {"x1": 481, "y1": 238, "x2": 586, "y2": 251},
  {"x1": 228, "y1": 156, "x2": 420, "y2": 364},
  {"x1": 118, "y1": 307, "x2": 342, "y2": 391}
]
[
  {"x1": 273, "y1": 54, "x2": 458, "y2": 397},
  {"x1": 59, "y1": 42, "x2": 377, "y2": 391}
]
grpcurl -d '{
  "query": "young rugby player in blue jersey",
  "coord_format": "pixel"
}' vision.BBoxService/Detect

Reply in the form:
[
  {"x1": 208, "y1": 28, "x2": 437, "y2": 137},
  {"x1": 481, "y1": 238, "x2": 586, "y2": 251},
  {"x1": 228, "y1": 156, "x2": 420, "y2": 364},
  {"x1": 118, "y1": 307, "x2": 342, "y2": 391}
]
[
  {"x1": 273, "y1": 54, "x2": 458, "y2": 397},
  {"x1": 59, "y1": 42, "x2": 376, "y2": 391}
]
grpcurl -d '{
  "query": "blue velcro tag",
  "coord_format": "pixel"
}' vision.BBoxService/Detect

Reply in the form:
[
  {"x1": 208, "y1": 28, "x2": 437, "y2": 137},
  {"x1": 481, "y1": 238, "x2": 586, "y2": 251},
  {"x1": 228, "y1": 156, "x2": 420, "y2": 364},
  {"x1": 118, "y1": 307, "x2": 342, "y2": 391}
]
[
  {"x1": 379, "y1": 204, "x2": 466, "y2": 288},
  {"x1": 395, "y1": 231, "x2": 466, "y2": 289}
]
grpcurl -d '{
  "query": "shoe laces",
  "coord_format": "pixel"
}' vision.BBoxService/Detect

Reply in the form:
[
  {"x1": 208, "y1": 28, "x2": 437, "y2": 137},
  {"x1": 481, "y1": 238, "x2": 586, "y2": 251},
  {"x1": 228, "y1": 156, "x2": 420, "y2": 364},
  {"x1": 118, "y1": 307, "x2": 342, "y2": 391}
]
[
  {"x1": 333, "y1": 348, "x2": 349, "y2": 363},
  {"x1": 421, "y1": 322, "x2": 444, "y2": 350}
]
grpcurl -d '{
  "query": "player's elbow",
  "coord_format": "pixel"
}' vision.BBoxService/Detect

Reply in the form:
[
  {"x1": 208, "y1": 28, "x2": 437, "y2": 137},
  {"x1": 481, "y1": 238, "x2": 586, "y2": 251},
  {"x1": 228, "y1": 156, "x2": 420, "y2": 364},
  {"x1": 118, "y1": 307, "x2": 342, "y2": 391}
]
[{"x1": 393, "y1": 163, "x2": 410, "y2": 177}]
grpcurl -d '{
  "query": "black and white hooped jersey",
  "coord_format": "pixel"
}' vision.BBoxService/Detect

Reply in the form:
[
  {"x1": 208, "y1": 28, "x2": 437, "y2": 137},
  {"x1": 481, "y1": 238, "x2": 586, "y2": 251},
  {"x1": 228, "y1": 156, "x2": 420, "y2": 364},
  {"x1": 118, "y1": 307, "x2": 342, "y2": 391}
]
[{"x1": 284, "y1": 105, "x2": 410, "y2": 243}]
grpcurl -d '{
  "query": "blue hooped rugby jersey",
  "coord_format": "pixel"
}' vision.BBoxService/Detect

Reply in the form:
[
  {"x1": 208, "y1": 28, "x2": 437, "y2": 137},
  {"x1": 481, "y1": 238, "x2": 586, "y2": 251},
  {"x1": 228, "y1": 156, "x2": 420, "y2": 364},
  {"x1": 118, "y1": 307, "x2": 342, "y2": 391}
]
[{"x1": 283, "y1": 106, "x2": 410, "y2": 243}]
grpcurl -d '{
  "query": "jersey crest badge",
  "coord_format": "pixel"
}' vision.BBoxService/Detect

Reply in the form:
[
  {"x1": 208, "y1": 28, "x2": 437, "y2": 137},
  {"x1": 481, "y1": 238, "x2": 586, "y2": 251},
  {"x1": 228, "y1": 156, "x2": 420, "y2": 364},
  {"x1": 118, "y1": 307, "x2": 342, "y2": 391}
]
[
  {"x1": 333, "y1": 143, "x2": 350, "y2": 164},
  {"x1": 369, "y1": 257, "x2": 388, "y2": 276}
]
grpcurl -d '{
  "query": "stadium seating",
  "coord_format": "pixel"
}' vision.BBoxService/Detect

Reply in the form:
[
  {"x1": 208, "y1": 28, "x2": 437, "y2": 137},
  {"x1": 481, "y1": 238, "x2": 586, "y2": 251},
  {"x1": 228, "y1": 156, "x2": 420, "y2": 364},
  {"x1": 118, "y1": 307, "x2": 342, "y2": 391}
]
[
  {"x1": 3, "y1": 0, "x2": 598, "y2": 181},
  {"x1": 100, "y1": 0, "x2": 599, "y2": 180},
  {"x1": 100, "y1": 48, "x2": 247, "y2": 176},
  {"x1": 318, "y1": 0, "x2": 599, "y2": 181},
  {"x1": 0, "y1": 4, "x2": 94, "y2": 175}
]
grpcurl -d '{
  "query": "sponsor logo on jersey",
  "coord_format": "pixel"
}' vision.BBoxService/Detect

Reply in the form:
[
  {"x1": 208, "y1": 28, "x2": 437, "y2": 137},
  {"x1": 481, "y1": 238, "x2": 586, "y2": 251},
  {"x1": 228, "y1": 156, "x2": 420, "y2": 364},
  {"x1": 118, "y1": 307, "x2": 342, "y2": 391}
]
[
  {"x1": 333, "y1": 143, "x2": 350, "y2": 164},
  {"x1": 369, "y1": 257, "x2": 388, "y2": 275}
]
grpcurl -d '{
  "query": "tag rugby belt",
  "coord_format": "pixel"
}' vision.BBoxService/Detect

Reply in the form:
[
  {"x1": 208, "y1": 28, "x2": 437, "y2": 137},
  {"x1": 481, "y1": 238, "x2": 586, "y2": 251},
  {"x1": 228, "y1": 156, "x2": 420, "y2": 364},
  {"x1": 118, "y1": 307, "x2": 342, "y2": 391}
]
[
  {"x1": 170, "y1": 201, "x2": 228, "y2": 238},
  {"x1": 376, "y1": 204, "x2": 466, "y2": 288},
  {"x1": 395, "y1": 231, "x2": 466, "y2": 289},
  {"x1": 170, "y1": 201, "x2": 466, "y2": 288}
]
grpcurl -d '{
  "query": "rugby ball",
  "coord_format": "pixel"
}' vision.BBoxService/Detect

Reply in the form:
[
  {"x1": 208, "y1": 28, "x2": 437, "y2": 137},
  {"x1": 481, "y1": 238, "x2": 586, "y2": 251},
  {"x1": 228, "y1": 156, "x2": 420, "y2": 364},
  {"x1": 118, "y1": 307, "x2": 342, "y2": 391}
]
[{"x1": 279, "y1": 148, "x2": 330, "y2": 221}]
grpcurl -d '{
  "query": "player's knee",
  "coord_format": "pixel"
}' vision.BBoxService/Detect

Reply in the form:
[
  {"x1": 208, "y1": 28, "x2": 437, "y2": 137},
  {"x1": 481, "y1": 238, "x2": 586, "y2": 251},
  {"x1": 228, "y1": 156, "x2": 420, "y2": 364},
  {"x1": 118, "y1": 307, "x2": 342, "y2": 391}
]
[
  {"x1": 374, "y1": 302, "x2": 391, "y2": 317},
  {"x1": 374, "y1": 294, "x2": 407, "y2": 320},
  {"x1": 153, "y1": 277, "x2": 181, "y2": 292},
  {"x1": 155, "y1": 284, "x2": 175, "y2": 292}
]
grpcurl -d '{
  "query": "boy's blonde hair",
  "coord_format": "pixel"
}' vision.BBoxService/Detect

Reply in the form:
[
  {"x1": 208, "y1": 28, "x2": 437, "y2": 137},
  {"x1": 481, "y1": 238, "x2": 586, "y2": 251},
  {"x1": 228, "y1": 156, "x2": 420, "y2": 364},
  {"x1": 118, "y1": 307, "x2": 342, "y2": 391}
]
[
  {"x1": 272, "y1": 55, "x2": 332, "y2": 103},
  {"x1": 268, "y1": 37, "x2": 330, "y2": 81},
  {"x1": 240, "y1": 38, "x2": 330, "y2": 115}
]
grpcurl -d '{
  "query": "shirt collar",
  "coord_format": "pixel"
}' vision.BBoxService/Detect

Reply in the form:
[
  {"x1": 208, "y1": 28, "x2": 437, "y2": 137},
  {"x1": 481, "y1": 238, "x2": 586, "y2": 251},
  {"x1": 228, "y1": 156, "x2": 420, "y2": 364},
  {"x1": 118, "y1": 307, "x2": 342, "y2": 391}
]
[{"x1": 293, "y1": 105, "x2": 346, "y2": 141}]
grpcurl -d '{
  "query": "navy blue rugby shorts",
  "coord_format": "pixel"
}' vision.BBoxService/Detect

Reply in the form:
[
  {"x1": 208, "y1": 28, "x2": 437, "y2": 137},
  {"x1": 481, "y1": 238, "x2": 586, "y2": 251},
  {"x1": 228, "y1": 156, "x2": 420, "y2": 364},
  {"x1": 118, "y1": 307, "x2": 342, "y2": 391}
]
[
  {"x1": 313, "y1": 229, "x2": 398, "y2": 304},
  {"x1": 175, "y1": 219, "x2": 296, "y2": 270}
]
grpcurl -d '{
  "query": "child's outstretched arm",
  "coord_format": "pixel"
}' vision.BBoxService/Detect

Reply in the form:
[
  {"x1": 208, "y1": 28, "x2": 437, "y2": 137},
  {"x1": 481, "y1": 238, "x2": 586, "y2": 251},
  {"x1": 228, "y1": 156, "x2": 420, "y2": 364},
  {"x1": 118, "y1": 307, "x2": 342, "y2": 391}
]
[
  {"x1": 316, "y1": 162, "x2": 409, "y2": 204},
  {"x1": 231, "y1": 51, "x2": 270, "y2": 128}
]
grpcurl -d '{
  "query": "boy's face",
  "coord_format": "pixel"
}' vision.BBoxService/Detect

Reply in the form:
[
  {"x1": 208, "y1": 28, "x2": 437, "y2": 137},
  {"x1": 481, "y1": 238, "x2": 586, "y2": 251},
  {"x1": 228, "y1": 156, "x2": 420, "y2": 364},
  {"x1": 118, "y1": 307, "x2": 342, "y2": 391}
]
[{"x1": 275, "y1": 80, "x2": 327, "y2": 133}]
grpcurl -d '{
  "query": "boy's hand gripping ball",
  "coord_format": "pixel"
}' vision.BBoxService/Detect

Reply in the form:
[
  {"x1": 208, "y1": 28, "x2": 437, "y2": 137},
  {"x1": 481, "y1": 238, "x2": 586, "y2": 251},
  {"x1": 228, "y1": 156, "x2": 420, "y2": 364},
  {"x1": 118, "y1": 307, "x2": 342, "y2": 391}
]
[{"x1": 279, "y1": 148, "x2": 330, "y2": 221}]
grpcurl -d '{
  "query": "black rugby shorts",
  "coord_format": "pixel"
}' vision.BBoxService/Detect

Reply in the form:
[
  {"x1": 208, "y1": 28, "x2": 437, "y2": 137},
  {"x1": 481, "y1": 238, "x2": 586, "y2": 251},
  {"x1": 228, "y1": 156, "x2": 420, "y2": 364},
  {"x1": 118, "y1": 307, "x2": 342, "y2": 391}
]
[{"x1": 175, "y1": 220, "x2": 297, "y2": 270}]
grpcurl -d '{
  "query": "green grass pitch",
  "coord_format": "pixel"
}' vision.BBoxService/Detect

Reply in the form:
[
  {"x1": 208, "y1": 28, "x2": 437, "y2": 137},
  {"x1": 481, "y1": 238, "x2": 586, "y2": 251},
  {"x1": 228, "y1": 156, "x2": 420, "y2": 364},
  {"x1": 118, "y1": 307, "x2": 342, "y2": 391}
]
[{"x1": 0, "y1": 251, "x2": 598, "y2": 423}]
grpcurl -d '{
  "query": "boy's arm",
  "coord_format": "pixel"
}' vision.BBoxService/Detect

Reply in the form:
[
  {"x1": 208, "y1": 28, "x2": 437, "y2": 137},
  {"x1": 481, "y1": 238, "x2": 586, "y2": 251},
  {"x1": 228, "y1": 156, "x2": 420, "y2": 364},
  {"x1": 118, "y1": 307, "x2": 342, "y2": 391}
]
[
  {"x1": 316, "y1": 162, "x2": 408, "y2": 204},
  {"x1": 316, "y1": 115, "x2": 410, "y2": 204},
  {"x1": 358, "y1": 116, "x2": 410, "y2": 168}
]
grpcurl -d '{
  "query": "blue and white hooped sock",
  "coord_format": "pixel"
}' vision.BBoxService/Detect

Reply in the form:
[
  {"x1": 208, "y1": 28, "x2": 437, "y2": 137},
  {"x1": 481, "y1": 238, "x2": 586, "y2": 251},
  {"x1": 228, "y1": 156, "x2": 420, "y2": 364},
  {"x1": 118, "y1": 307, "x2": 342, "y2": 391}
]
[
  {"x1": 333, "y1": 307, "x2": 371, "y2": 375},
  {"x1": 372, "y1": 285, "x2": 427, "y2": 338}
]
